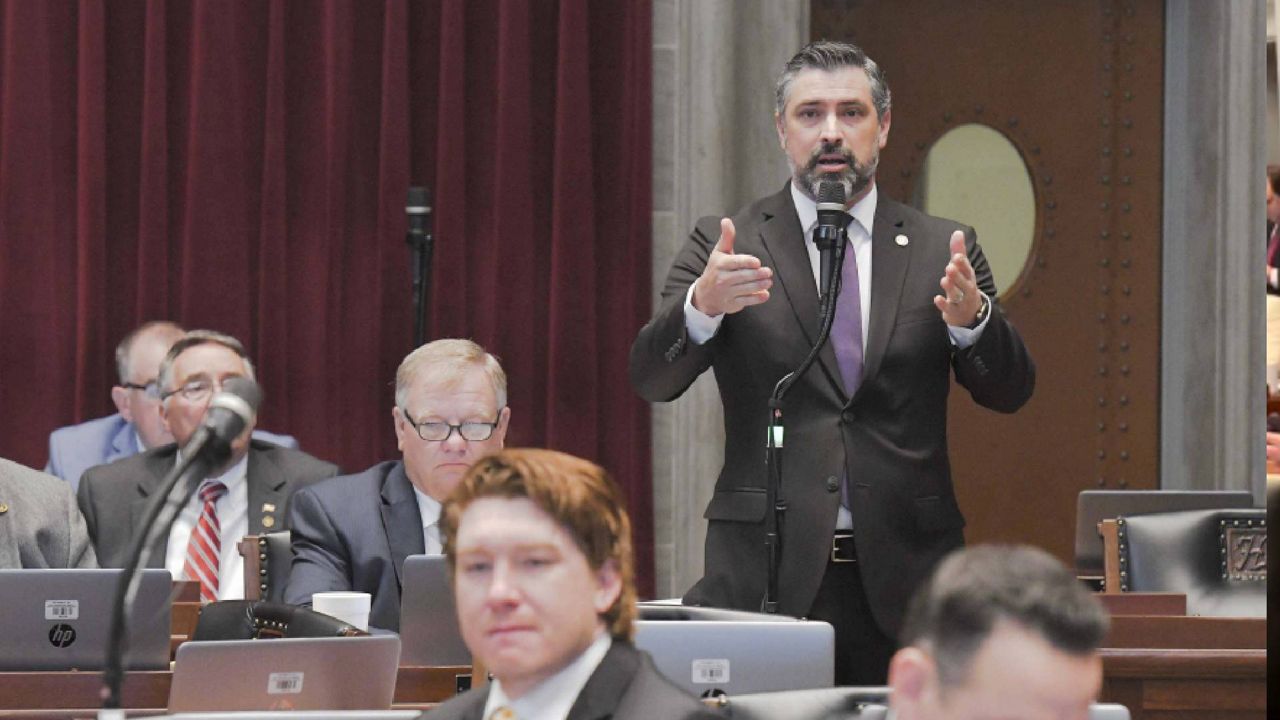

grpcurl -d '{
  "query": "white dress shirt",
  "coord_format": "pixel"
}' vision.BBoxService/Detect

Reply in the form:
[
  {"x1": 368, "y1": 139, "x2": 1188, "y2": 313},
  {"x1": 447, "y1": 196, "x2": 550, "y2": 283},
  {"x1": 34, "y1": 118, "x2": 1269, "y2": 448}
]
[
  {"x1": 412, "y1": 485, "x2": 444, "y2": 555},
  {"x1": 164, "y1": 452, "x2": 249, "y2": 600},
  {"x1": 482, "y1": 632, "x2": 612, "y2": 720}
]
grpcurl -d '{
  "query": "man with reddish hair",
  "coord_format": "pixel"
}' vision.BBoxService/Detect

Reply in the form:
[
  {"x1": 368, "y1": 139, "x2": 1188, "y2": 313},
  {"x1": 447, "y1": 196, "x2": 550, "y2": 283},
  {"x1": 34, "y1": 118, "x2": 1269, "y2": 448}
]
[{"x1": 428, "y1": 448, "x2": 716, "y2": 720}]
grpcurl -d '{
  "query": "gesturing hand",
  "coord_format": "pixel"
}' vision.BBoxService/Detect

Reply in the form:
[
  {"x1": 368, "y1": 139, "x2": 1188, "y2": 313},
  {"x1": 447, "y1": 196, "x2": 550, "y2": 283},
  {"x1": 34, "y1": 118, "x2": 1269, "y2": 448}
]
[
  {"x1": 933, "y1": 230, "x2": 982, "y2": 327},
  {"x1": 692, "y1": 218, "x2": 774, "y2": 316}
]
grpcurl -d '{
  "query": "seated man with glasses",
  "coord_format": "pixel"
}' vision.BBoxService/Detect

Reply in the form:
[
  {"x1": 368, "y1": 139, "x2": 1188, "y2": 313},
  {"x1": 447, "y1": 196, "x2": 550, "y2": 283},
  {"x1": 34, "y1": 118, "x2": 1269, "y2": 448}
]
[
  {"x1": 46, "y1": 321, "x2": 298, "y2": 491},
  {"x1": 285, "y1": 338, "x2": 511, "y2": 631},
  {"x1": 77, "y1": 330, "x2": 338, "y2": 603}
]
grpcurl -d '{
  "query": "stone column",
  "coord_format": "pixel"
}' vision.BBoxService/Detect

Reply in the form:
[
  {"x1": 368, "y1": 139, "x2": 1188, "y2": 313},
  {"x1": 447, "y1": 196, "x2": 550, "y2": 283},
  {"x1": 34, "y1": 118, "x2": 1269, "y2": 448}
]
[
  {"x1": 1161, "y1": 0, "x2": 1266, "y2": 501},
  {"x1": 650, "y1": 0, "x2": 808, "y2": 597}
]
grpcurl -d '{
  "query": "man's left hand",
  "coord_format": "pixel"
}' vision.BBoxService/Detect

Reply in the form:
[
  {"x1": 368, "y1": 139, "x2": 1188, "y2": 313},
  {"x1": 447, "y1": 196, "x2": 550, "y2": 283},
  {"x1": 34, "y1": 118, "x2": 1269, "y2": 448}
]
[{"x1": 933, "y1": 230, "x2": 982, "y2": 327}]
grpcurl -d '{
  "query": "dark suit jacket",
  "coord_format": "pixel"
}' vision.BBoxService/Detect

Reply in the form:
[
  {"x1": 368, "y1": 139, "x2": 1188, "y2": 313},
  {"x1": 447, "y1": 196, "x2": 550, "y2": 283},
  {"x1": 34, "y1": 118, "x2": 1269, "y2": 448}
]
[
  {"x1": 0, "y1": 458, "x2": 97, "y2": 568},
  {"x1": 76, "y1": 440, "x2": 338, "y2": 569},
  {"x1": 284, "y1": 460, "x2": 424, "y2": 632},
  {"x1": 629, "y1": 184, "x2": 1035, "y2": 637},
  {"x1": 425, "y1": 641, "x2": 719, "y2": 720}
]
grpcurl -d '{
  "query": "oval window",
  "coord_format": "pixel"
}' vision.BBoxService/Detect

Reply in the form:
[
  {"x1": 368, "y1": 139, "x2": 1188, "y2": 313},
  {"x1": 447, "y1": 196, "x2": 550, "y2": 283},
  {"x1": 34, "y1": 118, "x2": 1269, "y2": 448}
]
[{"x1": 912, "y1": 124, "x2": 1035, "y2": 298}]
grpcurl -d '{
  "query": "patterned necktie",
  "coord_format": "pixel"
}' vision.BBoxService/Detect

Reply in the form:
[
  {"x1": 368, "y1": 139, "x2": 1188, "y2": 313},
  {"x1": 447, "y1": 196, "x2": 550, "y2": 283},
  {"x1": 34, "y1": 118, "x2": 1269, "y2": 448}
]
[
  {"x1": 829, "y1": 216, "x2": 863, "y2": 396},
  {"x1": 183, "y1": 480, "x2": 228, "y2": 604}
]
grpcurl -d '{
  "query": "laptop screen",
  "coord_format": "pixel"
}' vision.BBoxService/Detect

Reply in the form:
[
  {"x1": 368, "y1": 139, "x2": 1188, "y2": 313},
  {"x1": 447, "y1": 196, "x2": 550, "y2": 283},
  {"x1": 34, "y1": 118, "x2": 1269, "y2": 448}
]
[
  {"x1": 0, "y1": 568, "x2": 172, "y2": 671},
  {"x1": 398, "y1": 554, "x2": 470, "y2": 667}
]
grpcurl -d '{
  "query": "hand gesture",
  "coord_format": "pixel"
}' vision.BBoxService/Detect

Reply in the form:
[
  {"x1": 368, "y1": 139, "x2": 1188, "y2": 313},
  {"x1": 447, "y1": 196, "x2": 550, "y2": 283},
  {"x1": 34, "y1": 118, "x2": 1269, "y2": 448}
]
[
  {"x1": 933, "y1": 230, "x2": 982, "y2": 327},
  {"x1": 692, "y1": 219, "x2": 774, "y2": 316}
]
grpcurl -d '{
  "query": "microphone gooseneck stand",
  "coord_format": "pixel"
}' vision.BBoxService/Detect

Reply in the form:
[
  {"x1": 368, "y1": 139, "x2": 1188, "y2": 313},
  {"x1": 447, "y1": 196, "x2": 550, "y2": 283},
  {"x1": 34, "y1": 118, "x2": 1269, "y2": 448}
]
[
  {"x1": 406, "y1": 186, "x2": 435, "y2": 349},
  {"x1": 761, "y1": 228, "x2": 847, "y2": 614},
  {"x1": 99, "y1": 428, "x2": 232, "y2": 714}
]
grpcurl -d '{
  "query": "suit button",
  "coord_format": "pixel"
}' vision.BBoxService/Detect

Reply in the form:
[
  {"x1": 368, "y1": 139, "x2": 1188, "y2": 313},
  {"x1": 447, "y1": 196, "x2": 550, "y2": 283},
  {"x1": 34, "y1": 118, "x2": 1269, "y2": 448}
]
[
  {"x1": 825, "y1": 476, "x2": 840, "y2": 492},
  {"x1": 841, "y1": 409, "x2": 856, "y2": 424}
]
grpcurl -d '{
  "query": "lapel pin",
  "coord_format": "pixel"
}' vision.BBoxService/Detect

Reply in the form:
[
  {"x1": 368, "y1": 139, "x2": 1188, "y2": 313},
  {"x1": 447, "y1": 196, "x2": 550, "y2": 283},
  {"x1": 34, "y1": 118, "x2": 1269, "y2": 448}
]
[
  {"x1": 262, "y1": 502, "x2": 276, "y2": 513},
  {"x1": 262, "y1": 515, "x2": 276, "y2": 529},
  {"x1": 895, "y1": 234, "x2": 909, "y2": 246},
  {"x1": 0, "y1": 503, "x2": 8, "y2": 514}
]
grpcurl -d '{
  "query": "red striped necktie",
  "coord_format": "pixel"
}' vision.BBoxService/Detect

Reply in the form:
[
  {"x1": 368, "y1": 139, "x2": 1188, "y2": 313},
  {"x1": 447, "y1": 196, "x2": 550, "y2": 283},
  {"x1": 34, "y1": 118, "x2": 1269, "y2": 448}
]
[{"x1": 183, "y1": 480, "x2": 228, "y2": 604}]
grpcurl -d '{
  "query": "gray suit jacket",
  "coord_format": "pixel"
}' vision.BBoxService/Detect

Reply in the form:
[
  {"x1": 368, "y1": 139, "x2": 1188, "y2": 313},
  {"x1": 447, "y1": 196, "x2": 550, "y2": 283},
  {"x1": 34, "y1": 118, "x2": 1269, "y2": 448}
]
[
  {"x1": 425, "y1": 641, "x2": 720, "y2": 720},
  {"x1": 285, "y1": 460, "x2": 424, "y2": 632},
  {"x1": 76, "y1": 440, "x2": 338, "y2": 569},
  {"x1": 0, "y1": 458, "x2": 97, "y2": 568},
  {"x1": 630, "y1": 185, "x2": 1035, "y2": 636}
]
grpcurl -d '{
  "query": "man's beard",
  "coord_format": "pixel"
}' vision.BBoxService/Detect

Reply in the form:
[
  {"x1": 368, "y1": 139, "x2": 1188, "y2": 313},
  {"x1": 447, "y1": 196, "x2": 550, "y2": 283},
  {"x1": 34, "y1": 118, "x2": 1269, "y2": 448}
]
[{"x1": 792, "y1": 141, "x2": 877, "y2": 202}]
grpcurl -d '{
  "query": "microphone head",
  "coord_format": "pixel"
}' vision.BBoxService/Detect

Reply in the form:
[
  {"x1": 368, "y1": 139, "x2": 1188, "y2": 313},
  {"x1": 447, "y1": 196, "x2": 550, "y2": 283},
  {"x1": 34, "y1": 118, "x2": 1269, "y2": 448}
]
[
  {"x1": 210, "y1": 377, "x2": 263, "y2": 427},
  {"x1": 406, "y1": 186, "x2": 430, "y2": 215},
  {"x1": 816, "y1": 181, "x2": 846, "y2": 209}
]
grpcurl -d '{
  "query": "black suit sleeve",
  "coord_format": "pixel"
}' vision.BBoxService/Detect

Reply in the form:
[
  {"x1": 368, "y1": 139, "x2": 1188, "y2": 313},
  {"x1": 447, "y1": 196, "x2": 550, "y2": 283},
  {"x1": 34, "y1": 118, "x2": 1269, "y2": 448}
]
[
  {"x1": 629, "y1": 215, "x2": 724, "y2": 402},
  {"x1": 284, "y1": 485, "x2": 353, "y2": 607}
]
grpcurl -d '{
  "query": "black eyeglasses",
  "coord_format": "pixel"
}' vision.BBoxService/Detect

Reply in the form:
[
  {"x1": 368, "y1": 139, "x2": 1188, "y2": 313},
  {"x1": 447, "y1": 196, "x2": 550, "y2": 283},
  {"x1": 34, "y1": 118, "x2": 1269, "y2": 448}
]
[
  {"x1": 399, "y1": 406, "x2": 502, "y2": 442},
  {"x1": 120, "y1": 380, "x2": 161, "y2": 400}
]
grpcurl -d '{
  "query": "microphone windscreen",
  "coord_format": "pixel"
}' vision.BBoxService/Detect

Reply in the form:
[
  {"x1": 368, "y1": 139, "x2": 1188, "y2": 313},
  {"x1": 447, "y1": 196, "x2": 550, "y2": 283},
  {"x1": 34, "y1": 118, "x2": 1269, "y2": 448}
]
[
  {"x1": 215, "y1": 377, "x2": 263, "y2": 421},
  {"x1": 817, "y1": 181, "x2": 846, "y2": 207},
  {"x1": 406, "y1": 186, "x2": 429, "y2": 214}
]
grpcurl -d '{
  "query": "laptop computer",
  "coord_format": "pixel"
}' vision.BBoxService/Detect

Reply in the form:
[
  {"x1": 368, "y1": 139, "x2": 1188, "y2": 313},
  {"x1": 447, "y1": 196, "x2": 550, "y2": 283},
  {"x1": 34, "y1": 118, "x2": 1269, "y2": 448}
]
[
  {"x1": 398, "y1": 554, "x2": 471, "y2": 666},
  {"x1": 633, "y1": 609, "x2": 835, "y2": 696},
  {"x1": 168, "y1": 635, "x2": 401, "y2": 712},
  {"x1": 0, "y1": 569, "x2": 171, "y2": 671}
]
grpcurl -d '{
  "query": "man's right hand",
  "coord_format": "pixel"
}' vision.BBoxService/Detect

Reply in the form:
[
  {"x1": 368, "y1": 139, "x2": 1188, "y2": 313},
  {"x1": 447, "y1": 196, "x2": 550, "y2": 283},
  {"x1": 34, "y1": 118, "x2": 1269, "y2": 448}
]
[{"x1": 691, "y1": 218, "x2": 773, "y2": 316}]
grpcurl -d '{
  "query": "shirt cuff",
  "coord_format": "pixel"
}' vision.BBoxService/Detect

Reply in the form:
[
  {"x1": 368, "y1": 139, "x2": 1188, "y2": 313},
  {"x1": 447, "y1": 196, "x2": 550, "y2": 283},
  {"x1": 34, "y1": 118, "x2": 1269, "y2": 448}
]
[
  {"x1": 684, "y1": 281, "x2": 724, "y2": 345},
  {"x1": 947, "y1": 292, "x2": 991, "y2": 349}
]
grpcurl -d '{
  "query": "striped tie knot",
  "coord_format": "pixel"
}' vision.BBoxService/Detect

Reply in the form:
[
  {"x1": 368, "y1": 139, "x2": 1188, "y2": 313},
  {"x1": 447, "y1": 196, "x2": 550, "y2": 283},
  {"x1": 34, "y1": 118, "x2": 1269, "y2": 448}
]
[{"x1": 198, "y1": 480, "x2": 228, "y2": 504}]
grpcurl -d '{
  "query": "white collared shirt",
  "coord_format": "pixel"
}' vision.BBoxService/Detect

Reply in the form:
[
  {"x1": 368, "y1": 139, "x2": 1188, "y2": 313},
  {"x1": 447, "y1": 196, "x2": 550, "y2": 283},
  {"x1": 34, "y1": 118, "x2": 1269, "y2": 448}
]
[
  {"x1": 412, "y1": 485, "x2": 444, "y2": 555},
  {"x1": 164, "y1": 452, "x2": 250, "y2": 600},
  {"x1": 482, "y1": 633, "x2": 613, "y2": 720},
  {"x1": 684, "y1": 181, "x2": 988, "y2": 348}
]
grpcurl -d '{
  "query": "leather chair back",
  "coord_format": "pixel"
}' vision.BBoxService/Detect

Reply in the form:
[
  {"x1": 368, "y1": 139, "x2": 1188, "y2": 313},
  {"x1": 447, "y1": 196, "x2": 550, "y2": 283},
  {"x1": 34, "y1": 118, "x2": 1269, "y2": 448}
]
[
  {"x1": 239, "y1": 530, "x2": 293, "y2": 602},
  {"x1": 192, "y1": 600, "x2": 367, "y2": 640},
  {"x1": 1118, "y1": 508, "x2": 1265, "y2": 617}
]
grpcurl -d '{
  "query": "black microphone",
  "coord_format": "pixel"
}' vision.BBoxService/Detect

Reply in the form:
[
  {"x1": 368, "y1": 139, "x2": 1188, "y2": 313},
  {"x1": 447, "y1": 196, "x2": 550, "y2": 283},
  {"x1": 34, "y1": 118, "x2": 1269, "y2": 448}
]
[
  {"x1": 814, "y1": 181, "x2": 848, "y2": 309},
  {"x1": 406, "y1": 186, "x2": 430, "y2": 243},
  {"x1": 183, "y1": 376, "x2": 263, "y2": 469}
]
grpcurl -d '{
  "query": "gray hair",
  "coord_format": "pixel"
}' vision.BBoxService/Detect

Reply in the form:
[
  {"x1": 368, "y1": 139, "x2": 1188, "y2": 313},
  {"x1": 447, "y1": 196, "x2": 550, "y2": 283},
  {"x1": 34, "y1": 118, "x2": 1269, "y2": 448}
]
[
  {"x1": 899, "y1": 545, "x2": 1109, "y2": 687},
  {"x1": 157, "y1": 329, "x2": 257, "y2": 401},
  {"x1": 395, "y1": 338, "x2": 507, "y2": 411},
  {"x1": 775, "y1": 40, "x2": 892, "y2": 121},
  {"x1": 115, "y1": 321, "x2": 184, "y2": 384}
]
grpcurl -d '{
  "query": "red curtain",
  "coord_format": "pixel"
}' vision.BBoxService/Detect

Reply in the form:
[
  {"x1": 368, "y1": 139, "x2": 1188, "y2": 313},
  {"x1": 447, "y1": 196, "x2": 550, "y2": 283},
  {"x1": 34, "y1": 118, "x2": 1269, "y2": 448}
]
[{"x1": 0, "y1": 0, "x2": 654, "y2": 593}]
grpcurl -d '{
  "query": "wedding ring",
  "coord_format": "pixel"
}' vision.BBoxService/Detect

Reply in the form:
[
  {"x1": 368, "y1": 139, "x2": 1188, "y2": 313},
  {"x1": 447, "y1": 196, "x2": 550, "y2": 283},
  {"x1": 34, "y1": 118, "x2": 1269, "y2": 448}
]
[{"x1": 949, "y1": 290, "x2": 964, "y2": 306}]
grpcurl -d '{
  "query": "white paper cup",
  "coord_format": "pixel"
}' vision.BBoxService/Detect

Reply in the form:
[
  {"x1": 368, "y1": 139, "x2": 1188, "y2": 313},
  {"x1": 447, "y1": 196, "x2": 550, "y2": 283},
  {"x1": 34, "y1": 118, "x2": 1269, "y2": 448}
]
[{"x1": 312, "y1": 591, "x2": 371, "y2": 631}]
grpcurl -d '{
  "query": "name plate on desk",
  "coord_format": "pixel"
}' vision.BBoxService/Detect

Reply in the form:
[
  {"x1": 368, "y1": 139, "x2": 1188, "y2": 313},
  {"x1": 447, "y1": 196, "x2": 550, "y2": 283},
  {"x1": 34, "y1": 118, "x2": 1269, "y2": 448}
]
[{"x1": 1221, "y1": 519, "x2": 1266, "y2": 582}]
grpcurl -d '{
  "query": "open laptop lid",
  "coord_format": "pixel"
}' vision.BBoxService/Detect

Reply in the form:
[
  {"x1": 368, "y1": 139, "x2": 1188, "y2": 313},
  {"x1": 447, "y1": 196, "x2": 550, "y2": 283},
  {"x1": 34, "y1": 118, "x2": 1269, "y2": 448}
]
[
  {"x1": 0, "y1": 568, "x2": 171, "y2": 671},
  {"x1": 398, "y1": 554, "x2": 470, "y2": 666},
  {"x1": 169, "y1": 635, "x2": 401, "y2": 712},
  {"x1": 634, "y1": 616, "x2": 835, "y2": 697}
]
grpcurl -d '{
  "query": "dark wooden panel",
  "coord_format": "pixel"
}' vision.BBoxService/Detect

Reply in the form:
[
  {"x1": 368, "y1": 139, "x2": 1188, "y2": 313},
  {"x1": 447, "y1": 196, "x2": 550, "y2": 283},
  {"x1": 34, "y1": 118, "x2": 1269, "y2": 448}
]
[{"x1": 813, "y1": 0, "x2": 1165, "y2": 563}]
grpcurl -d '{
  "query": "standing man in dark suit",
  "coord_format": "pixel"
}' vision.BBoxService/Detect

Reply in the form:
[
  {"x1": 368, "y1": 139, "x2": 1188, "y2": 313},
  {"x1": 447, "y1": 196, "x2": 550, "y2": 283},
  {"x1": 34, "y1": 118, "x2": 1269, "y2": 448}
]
[
  {"x1": 630, "y1": 40, "x2": 1035, "y2": 684},
  {"x1": 286, "y1": 339, "x2": 510, "y2": 631},
  {"x1": 427, "y1": 449, "x2": 717, "y2": 720},
  {"x1": 78, "y1": 330, "x2": 337, "y2": 602}
]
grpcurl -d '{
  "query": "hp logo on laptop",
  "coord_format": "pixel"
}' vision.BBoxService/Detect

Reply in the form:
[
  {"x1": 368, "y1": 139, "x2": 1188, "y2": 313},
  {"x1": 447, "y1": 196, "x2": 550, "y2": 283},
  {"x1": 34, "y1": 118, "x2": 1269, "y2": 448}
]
[{"x1": 48, "y1": 624, "x2": 76, "y2": 648}]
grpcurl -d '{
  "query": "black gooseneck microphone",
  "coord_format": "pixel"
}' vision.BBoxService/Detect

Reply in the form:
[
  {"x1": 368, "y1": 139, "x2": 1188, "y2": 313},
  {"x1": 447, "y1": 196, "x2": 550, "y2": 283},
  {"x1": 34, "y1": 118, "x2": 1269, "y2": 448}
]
[
  {"x1": 814, "y1": 181, "x2": 848, "y2": 312},
  {"x1": 406, "y1": 186, "x2": 435, "y2": 348},
  {"x1": 101, "y1": 377, "x2": 263, "y2": 711}
]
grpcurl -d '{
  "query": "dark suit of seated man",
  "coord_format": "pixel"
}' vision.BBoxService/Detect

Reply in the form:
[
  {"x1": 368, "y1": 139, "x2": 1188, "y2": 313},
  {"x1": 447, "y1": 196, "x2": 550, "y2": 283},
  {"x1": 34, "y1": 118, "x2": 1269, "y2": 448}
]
[
  {"x1": 426, "y1": 449, "x2": 718, "y2": 720},
  {"x1": 285, "y1": 339, "x2": 511, "y2": 631},
  {"x1": 0, "y1": 458, "x2": 97, "y2": 568},
  {"x1": 78, "y1": 330, "x2": 337, "y2": 603}
]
